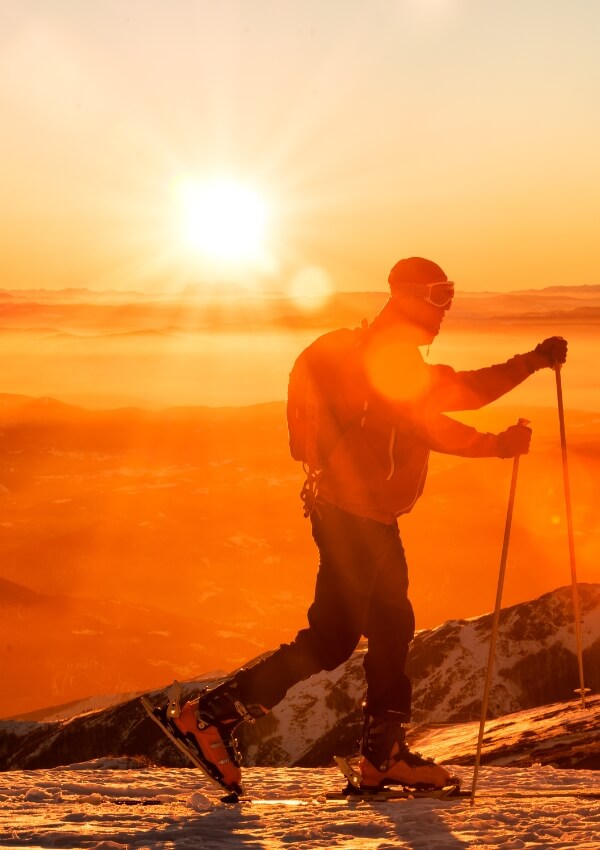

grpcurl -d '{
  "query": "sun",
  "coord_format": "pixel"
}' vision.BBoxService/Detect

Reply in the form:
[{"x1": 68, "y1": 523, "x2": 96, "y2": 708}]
[{"x1": 176, "y1": 177, "x2": 269, "y2": 266}]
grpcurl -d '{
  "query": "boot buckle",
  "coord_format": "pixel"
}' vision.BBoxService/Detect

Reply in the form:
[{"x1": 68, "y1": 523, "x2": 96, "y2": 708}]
[
  {"x1": 166, "y1": 681, "x2": 182, "y2": 719},
  {"x1": 234, "y1": 700, "x2": 257, "y2": 724}
]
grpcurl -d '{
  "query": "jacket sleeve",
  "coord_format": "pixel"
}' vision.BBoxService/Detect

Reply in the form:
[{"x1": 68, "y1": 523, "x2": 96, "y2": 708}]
[
  {"x1": 412, "y1": 411, "x2": 500, "y2": 457},
  {"x1": 427, "y1": 354, "x2": 539, "y2": 412}
]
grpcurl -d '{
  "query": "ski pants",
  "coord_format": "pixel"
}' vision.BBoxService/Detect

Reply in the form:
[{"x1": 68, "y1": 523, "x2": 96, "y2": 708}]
[{"x1": 235, "y1": 499, "x2": 415, "y2": 719}]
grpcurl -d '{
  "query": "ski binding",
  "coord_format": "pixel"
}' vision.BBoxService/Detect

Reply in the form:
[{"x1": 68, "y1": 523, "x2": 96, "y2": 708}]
[{"x1": 331, "y1": 755, "x2": 467, "y2": 801}]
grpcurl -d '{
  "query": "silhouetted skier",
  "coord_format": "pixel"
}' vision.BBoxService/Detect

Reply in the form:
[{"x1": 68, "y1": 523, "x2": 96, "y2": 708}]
[{"x1": 169, "y1": 257, "x2": 567, "y2": 792}]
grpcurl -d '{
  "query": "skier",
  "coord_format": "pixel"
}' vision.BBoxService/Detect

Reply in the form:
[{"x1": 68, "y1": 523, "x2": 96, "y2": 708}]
[{"x1": 167, "y1": 257, "x2": 567, "y2": 793}]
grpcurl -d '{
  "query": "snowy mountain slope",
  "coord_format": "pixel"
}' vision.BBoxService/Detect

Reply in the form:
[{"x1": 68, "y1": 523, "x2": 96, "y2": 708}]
[
  {"x1": 0, "y1": 760, "x2": 598, "y2": 849},
  {"x1": 1, "y1": 585, "x2": 598, "y2": 772},
  {"x1": 413, "y1": 695, "x2": 600, "y2": 770},
  {"x1": 409, "y1": 582, "x2": 600, "y2": 721},
  {"x1": 241, "y1": 584, "x2": 599, "y2": 767}
]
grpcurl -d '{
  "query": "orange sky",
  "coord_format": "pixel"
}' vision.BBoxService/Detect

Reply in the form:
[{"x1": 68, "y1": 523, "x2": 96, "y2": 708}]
[{"x1": 1, "y1": 1, "x2": 600, "y2": 294}]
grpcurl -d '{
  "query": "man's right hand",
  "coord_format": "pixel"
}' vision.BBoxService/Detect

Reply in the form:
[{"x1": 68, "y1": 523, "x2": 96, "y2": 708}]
[
  {"x1": 533, "y1": 336, "x2": 568, "y2": 369},
  {"x1": 496, "y1": 423, "x2": 532, "y2": 458}
]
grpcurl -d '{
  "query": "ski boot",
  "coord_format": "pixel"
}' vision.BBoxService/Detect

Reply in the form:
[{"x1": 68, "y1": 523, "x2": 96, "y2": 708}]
[
  {"x1": 171, "y1": 678, "x2": 267, "y2": 794},
  {"x1": 359, "y1": 711, "x2": 459, "y2": 791}
]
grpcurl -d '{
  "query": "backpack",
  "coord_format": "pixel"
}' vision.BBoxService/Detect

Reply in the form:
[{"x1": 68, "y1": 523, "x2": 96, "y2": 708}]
[{"x1": 286, "y1": 326, "x2": 364, "y2": 512}]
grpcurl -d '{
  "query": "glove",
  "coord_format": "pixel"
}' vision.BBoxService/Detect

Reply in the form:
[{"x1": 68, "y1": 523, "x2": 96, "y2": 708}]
[
  {"x1": 496, "y1": 423, "x2": 532, "y2": 458},
  {"x1": 532, "y1": 336, "x2": 568, "y2": 369}
]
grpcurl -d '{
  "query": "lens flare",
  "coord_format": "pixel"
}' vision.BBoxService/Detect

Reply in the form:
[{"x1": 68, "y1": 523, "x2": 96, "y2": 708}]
[
  {"x1": 363, "y1": 330, "x2": 430, "y2": 403},
  {"x1": 287, "y1": 265, "x2": 333, "y2": 312}
]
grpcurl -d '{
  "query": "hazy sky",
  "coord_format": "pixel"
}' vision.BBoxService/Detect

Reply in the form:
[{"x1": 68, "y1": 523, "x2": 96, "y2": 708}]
[{"x1": 1, "y1": 0, "x2": 599, "y2": 293}]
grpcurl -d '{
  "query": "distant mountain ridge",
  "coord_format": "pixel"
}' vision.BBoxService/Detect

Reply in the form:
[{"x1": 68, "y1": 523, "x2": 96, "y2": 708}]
[
  {"x1": 1, "y1": 283, "x2": 600, "y2": 333},
  {"x1": 1, "y1": 584, "x2": 597, "y2": 772},
  {"x1": 2, "y1": 283, "x2": 599, "y2": 300}
]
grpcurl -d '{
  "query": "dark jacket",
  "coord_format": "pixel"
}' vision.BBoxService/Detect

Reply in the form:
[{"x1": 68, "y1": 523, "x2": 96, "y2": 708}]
[{"x1": 317, "y1": 336, "x2": 536, "y2": 523}]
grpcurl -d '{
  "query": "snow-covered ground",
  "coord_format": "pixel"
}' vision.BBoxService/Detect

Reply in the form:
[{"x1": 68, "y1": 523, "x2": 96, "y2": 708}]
[{"x1": 0, "y1": 758, "x2": 597, "y2": 849}]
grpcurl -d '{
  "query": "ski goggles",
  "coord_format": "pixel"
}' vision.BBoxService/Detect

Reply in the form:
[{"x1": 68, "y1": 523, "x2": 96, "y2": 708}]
[{"x1": 396, "y1": 280, "x2": 455, "y2": 309}]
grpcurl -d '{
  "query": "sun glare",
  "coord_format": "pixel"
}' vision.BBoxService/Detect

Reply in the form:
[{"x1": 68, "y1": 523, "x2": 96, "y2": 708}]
[{"x1": 177, "y1": 178, "x2": 269, "y2": 265}]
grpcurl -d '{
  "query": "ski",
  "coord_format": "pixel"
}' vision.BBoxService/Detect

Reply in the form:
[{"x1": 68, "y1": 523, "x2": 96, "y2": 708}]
[
  {"x1": 140, "y1": 692, "x2": 243, "y2": 799},
  {"x1": 237, "y1": 785, "x2": 469, "y2": 805},
  {"x1": 325, "y1": 783, "x2": 469, "y2": 802}
]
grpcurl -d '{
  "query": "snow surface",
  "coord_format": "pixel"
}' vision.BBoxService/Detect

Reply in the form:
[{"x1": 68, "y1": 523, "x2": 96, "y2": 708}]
[{"x1": 0, "y1": 758, "x2": 598, "y2": 849}]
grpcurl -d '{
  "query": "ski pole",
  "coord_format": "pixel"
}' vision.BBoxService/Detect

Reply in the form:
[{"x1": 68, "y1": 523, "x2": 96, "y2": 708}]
[
  {"x1": 554, "y1": 365, "x2": 588, "y2": 708},
  {"x1": 470, "y1": 419, "x2": 529, "y2": 807}
]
